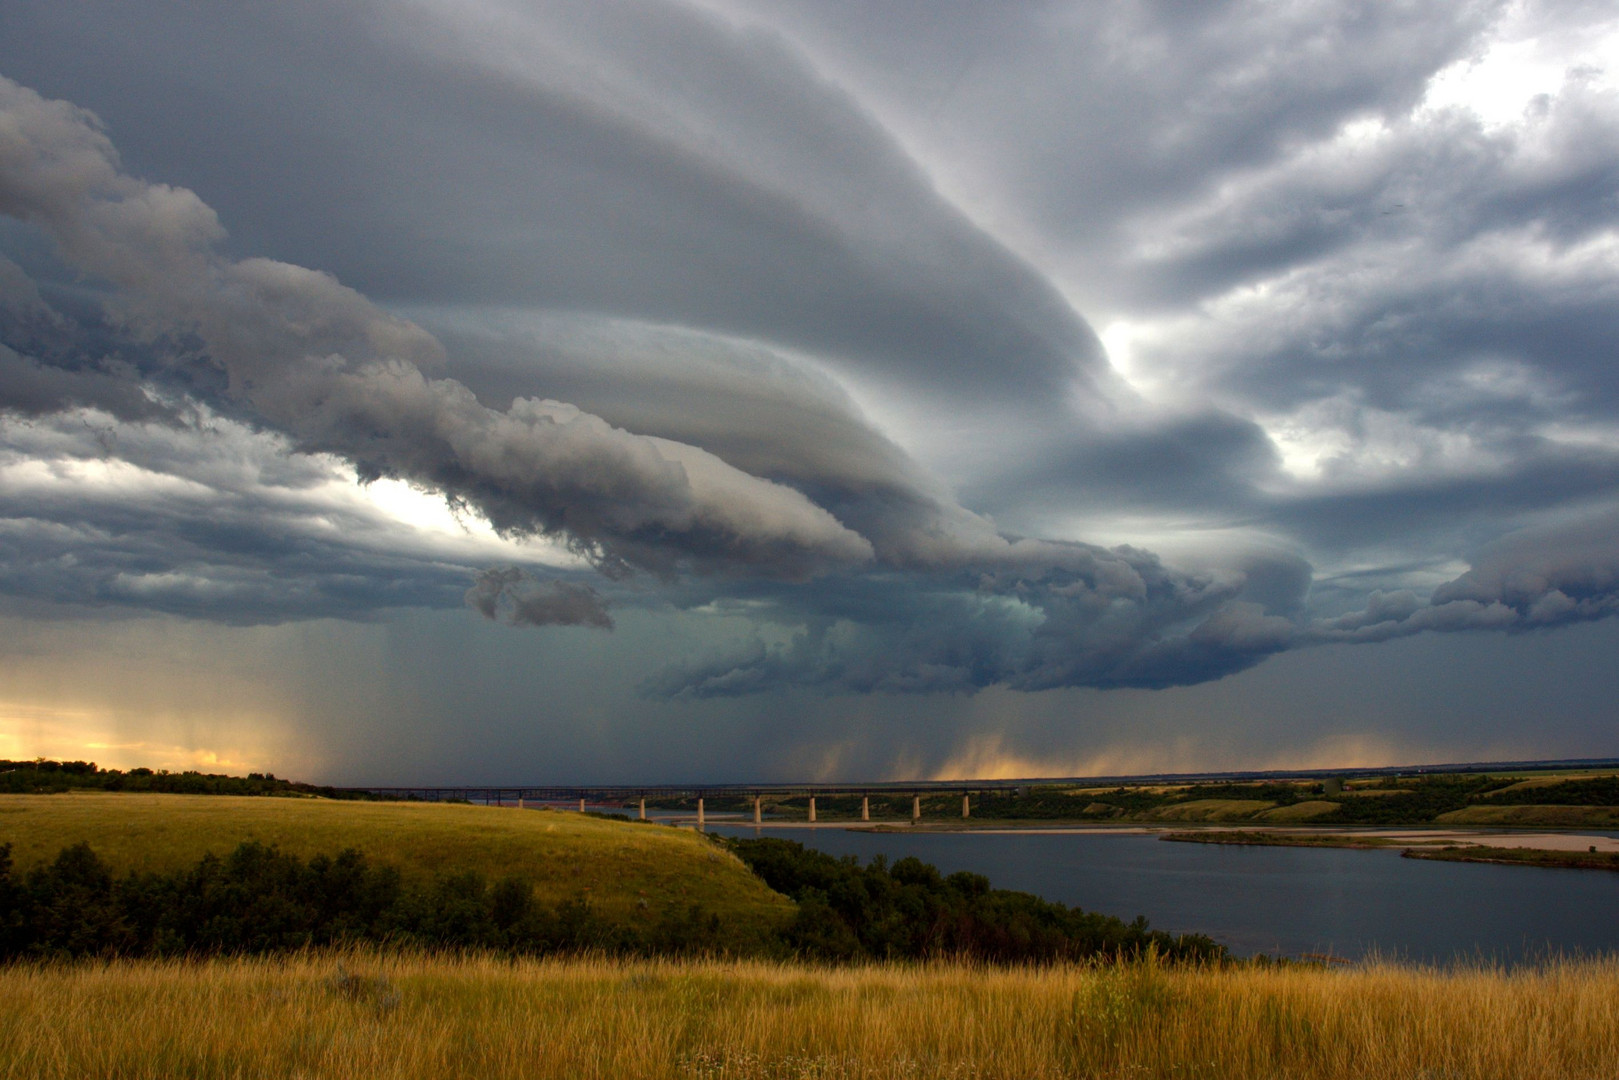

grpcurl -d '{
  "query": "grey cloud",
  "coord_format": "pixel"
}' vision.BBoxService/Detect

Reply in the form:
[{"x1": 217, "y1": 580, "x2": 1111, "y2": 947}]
[
  {"x1": 649, "y1": 496, "x2": 1619, "y2": 697},
  {"x1": 5, "y1": 0, "x2": 1619, "y2": 708},
  {"x1": 466, "y1": 567, "x2": 612, "y2": 630},
  {"x1": 647, "y1": 546, "x2": 1312, "y2": 697},
  {"x1": 972, "y1": 23, "x2": 1619, "y2": 572},
  {"x1": 1263, "y1": 450, "x2": 1619, "y2": 558},
  {"x1": 0, "y1": 410, "x2": 484, "y2": 622},
  {"x1": 431, "y1": 314, "x2": 930, "y2": 501},
  {"x1": 0, "y1": 344, "x2": 170, "y2": 422},
  {"x1": 0, "y1": 250, "x2": 183, "y2": 421},
  {"x1": 0, "y1": 73, "x2": 1090, "y2": 648},
  {"x1": 431, "y1": 316, "x2": 1029, "y2": 570},
  {"x1": 1311, "y1": 510, "x2": 1619, "y2": 643},
  {"x1": 0, "y1": 78, "x2": 1142, "y2": 588},
  {"x1": 728, "y1": 0, "x2": 1503, "y2": 300},
  {"x1": 1431, "y1": 512, "x2": 1619, "y2": 621},
  {"x1": 0, "y1": 75, "x2": 874, "y2": 580},
  {"x1": 0, "y1": 0, "x2": 1111, "y2": 414},
  {"x1": 965, "y1": 409, "x2": 1282, "y2": 524}
]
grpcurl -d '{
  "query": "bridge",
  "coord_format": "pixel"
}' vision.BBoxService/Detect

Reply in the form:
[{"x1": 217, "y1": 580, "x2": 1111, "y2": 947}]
[{"x1": 344, "y1": 756, "x2": 1619, "y2": 824}]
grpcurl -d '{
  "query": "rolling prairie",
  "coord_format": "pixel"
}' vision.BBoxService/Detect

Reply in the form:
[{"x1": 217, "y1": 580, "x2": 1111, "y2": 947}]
[{"x1": 0, "y1": 793, "x2": 791, "y2": 930}]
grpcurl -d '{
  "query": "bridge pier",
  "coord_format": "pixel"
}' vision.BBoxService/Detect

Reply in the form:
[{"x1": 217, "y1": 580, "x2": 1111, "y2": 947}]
[
  {"x1": 962, "y1": 794, "x2": 970, "y2": 819},
  {"x1": 638, "y1": 797, "x2": 646, "y2": 820},
  {"x1": 753, "y1": 796, "x2": 762, "y2": 824},
  {"x1": 808, "y1": 796, "x2": 817, "y2": 822},
  {"x1": 861, "y1": 795, "x2": 869, "y2": 821},
  {"x1": 579, "y1": 798, "x2": 585, "y2": 813},
  {"x1": 517, "y1": 797, "x2": 524, "y2": 810},
  {"x1": 912, "y1": 795, "x2": 921, "y2": 823},
  {"x1": 697, "y1": 797, "x2": 705, "y2": 828}
]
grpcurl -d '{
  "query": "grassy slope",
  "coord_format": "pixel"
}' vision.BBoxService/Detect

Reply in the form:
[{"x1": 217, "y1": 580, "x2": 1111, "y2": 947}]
[
  {"x1": 0, "y1": 793, "x2": 793, "y2": 931},
  {"x1": 1255, "y1": 800, "x2": 1342, "y2": 822},
  {"x1": 1141, "y1": 799, "x2": 1276, "y2": 821},
  {"x1": 1436, "y1": 805, "x2": 1619, "y2": 826},
  {"x1": 2, "y1": 953, "x2": 1617, "y2": 1079}
]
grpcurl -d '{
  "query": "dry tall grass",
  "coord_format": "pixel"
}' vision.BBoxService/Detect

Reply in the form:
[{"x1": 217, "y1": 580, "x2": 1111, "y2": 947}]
[{"x1": 2, "y1": 952, "x2": 1615, "y2": 1079}]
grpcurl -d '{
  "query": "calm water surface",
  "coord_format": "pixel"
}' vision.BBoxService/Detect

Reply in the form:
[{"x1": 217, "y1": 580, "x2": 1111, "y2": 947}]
[{"x1": 708, "y1": 824, "x2": 1619, "y2": 964}]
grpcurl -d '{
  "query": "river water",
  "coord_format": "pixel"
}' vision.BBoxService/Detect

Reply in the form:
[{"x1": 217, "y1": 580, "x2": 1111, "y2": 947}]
[{"x1": 705, "y1": 823, "x2": 1619, "y2": 964}]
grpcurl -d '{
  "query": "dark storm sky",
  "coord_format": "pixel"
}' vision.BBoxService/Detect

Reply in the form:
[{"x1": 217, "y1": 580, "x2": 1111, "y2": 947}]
[{"x1": 1, "y1": 0, "x2": 1616, "y2": 781}]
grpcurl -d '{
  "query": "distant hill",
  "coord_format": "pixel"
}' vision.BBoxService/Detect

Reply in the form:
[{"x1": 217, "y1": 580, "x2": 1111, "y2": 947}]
[
  {"x1": 665, "y1": 771, "x2": 1619, "y2": 828},
  {"x1": 0, "y1": 760, "x2": 374, "y2": 799}
]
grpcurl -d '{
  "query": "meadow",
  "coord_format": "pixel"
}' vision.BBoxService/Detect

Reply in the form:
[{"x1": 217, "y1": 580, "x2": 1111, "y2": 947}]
[
  {"x1": 0, "y1": 793, "x2": 792, "y2": 932},
  {"x1": 2, "y1": 951, "x2": 1617, "y2": 1079},
  {"x1": 7, "y1": 788, "x2": 1619, "y2": 1078}
]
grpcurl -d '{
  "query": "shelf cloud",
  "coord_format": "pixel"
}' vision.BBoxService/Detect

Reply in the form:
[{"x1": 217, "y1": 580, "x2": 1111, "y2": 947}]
[{"x1": 2, "y1": 0, "x2": 1619, "y2": 779}]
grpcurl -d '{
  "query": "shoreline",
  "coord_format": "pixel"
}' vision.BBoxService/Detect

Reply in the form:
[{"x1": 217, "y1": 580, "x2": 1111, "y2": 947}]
[
  {"x1": 692, "y1": 817, "x2": 1619, "y2": 842},
  {"x1": 689, "y1": 818, "x2": 1619, "y2": 868}
]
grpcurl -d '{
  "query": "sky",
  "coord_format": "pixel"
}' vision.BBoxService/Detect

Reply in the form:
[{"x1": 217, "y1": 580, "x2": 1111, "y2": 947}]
[{"x1": 1, "y1": 0, "x2": 1617, "y2": 784}]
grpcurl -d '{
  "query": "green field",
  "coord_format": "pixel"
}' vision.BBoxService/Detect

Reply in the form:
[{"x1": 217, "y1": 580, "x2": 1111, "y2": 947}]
[{"x1": 0, "y1": 793, "x2": 793, "y2": 933}]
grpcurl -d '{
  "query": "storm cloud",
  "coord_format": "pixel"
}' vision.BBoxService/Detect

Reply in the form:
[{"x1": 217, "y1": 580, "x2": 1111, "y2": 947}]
[
  {"x1": 0, "y1": 76, "x2": 877, "y2": 582},
  {"x1": 3, "y1": 0, "x2": 1619, "y2": 722},
  {"x1": 467, "y1": 567, "x2": 613, "y2": 630}
]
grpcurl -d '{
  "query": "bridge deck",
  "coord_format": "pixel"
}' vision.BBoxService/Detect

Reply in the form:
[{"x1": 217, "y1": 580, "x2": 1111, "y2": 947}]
[{"x1": 341, "y1": 756, "x2": 1619, "y2": 803}]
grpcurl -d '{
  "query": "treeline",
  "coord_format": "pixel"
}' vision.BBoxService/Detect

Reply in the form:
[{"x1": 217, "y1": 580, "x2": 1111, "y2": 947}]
[
  {"x1": 0, "y1": 760, "x2": 373, "y2": 799},
  {"x1": 1326, "y1": 775, "x2": 1514, "y2": 824},
  {"x1": 729, "y1": 837, "x2": 1224, "y2": 963},
  {"x1": 0, "y1": 841, "x2": 730, "y2": 960},
  {"x1": 0, "y1": 838, "x2": 1225, "y2": 964},
  {"x1": 1052, "y1": 782, "x2": 1313, "y2": 818},
  {"x1": 641, "y1": 774, "x2": 1619, "y2": 824},
  {"x1": 1479, "y1": 775, "x2": 1619, "y2": 806}
]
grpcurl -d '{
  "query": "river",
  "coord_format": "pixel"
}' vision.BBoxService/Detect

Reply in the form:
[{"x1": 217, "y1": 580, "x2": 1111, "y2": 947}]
[{"x1": 705, "y1": 823, "x2": 1619, "y2": 964}]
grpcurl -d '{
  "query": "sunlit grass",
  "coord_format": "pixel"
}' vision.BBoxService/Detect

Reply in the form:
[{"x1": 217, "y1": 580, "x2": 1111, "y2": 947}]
[
  {"x1": 2, "y1": 952, "x2": 1615, "y2": 1079},
  {"x1": 0, "y1": 793, "x2": 792, "y2": 930}
]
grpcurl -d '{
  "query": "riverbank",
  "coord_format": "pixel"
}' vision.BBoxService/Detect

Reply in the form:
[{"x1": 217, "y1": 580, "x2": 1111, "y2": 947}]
[
  {"x1": 4, "y1": 952, "x2": 1616, "y2": 1079},
  {"x1": 1405, "y1": 845, "x2": 1619, "y2": 871},
  {"x1": 1160, "y1": 830, "x2": 1408, "y2": 849},
  {"x1": 1154, "y1": 826, "x2": 1619, "y2": 865},
  {"x1": 712, "y1": 817, "x2": 1619, "y2": 850}
]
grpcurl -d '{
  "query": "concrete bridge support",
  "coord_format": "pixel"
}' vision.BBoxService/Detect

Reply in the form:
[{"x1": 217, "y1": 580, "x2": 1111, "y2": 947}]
[
  {"x1": 861, "y1": 796, "x2": 870, "y2": 821},
  {"x1": 753, "y1": 796, "x2": 762, "y2": 824},
  {"x1": 962, "y1": 794, "x2": 970, "y2": 819},
  {"x1": 912, "y1": 795, "x2": 921, "y2": 823},
  {"x1": 808, "y1": 796, "x2": 817, "y2": 822},
  {"x1": 638, "y1": 797, "x2": 646, "y2": 820},
  {"x1": 697, "y1": 797, "x2": 705, "y2": 828},
  {"x1": 579, "y1": 798, "x2": 586, "y2": 812},
  {"x1": 517, "y1": 797, "x2": 525, "y2": 810}
]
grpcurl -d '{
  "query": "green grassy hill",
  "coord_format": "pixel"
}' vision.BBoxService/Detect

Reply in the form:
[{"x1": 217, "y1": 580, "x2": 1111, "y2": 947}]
[{"x1": 0, "y1": 793, "x2": 793, "y2": 935}]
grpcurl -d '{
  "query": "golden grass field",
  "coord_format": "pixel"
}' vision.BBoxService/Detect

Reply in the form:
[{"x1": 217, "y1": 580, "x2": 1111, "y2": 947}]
[
  {"x1": 2, "y1": 952, "x2": 1617, "y2": 1079},
  {"x1": 0, "y1": 793, "x2": 792, "y2": 930}
]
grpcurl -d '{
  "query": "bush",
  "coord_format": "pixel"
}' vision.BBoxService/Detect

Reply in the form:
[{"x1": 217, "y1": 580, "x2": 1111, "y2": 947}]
[
  {"x1": 0, "y1": 841, "x2": 703, "y2": 960},
  {"x1": 728, "y1": 837, "x2": 1224, "y2": 964},
  {"x1": 0, "y1": 837, "x2": 1227, "y2": 965}
]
